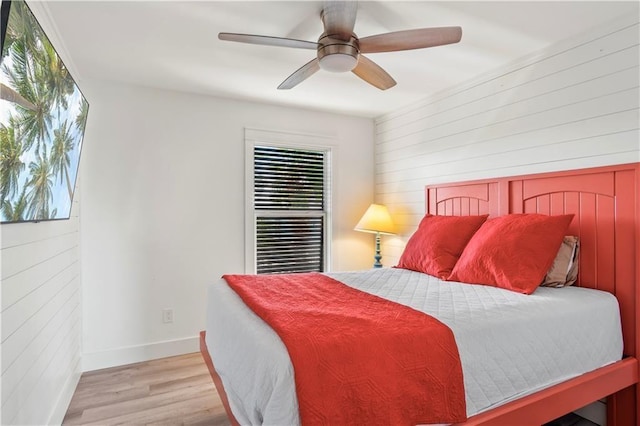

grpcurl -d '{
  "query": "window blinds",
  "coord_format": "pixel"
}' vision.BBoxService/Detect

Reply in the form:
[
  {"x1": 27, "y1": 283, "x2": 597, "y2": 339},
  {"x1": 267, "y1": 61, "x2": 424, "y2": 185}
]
[
  {"x1": 254, "y1": 145, "x2": 325, "y2": 274},
  {"x1": 254, "y1": 146, "x2": 324, "y2": 210}
]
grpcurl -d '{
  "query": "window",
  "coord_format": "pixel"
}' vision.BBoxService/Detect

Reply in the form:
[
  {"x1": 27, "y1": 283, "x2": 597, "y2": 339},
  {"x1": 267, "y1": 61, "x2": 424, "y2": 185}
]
[{"x1": 245, "y1": 130, "x2": 331, "y2": 274}]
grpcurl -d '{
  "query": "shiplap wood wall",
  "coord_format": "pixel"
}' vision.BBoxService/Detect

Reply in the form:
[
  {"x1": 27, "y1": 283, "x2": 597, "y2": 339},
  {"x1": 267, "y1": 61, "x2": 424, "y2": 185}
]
[
  {"x1": 375, "y1": 15, "x2": 640, "y2": 266},
  {"x1": 1, "y1": 185, "x2": 82, "y2": 424}
]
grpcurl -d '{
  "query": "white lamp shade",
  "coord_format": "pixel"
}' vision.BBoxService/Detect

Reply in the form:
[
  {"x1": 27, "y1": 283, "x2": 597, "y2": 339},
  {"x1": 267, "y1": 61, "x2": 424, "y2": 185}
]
[{"x1": 354, "y1": 204, "x2": 396, "y2": 235}]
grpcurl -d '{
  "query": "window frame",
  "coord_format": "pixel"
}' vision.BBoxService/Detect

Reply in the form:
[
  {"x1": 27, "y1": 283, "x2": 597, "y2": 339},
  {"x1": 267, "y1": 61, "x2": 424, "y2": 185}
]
[{"x1": 244, "y1": 128, "x2": 333, "y2": 274}]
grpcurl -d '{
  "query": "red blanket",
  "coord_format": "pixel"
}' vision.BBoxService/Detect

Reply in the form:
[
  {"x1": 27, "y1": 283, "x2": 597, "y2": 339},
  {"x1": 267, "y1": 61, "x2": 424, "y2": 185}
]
[{"x1": 223, "y1": 272, "x2": 466, "y2": 425}]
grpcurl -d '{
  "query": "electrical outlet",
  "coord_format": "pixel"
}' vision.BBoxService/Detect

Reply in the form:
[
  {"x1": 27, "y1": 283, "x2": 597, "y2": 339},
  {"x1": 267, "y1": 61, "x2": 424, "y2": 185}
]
[{"x1": 162, "y1": 308, "x2": 174, "y2": 324}]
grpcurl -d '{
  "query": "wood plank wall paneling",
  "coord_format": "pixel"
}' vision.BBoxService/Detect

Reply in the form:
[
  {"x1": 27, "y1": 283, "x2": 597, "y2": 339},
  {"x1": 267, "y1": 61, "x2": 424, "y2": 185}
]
[
  {"x1": 1, "y1": 184, "x2": 82, "y2": 425},
  {"x1": 375, "y1": 16, "x2": 640, "y2": 266}
]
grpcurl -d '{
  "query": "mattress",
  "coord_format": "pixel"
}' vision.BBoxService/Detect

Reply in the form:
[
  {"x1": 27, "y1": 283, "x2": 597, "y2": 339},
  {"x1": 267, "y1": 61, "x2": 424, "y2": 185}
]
[{"x1": 205, "y1": 268, "x2": 623, "y2": 425}]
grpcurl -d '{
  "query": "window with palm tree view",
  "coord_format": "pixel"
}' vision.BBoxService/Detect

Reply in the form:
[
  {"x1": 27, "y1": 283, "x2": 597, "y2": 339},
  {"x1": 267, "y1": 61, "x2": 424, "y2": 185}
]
[{"x1": 0, "y1": 0, "x2": 89, "y2": 223}]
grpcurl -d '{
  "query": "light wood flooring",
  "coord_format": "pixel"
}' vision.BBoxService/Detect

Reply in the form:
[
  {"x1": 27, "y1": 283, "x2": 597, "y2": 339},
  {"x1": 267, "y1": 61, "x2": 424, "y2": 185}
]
[
  {"x1": 64, "y1": 352, "x2": 600, "y2": 426},
  {"x1": 62, "y1": 353, "x2": 231, "y2": 425}
]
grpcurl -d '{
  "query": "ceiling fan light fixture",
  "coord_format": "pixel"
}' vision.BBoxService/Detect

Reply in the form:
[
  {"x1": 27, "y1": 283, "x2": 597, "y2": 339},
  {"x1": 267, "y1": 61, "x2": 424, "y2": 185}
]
[
  {"x1": 220, "y1": 1, "x2": 463, "y2": 89},
  {"x1": 319, "y1": 53, "x2": 358, "y2": 72},
  {"x1": 316, "y1": 34, "x2": 359, "y2": 73}
]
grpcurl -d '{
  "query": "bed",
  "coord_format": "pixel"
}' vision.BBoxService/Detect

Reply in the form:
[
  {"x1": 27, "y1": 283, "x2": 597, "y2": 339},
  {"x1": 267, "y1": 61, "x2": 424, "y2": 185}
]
[{"x1": 201, "y1": 163, "x2": 639, "y2": 425}]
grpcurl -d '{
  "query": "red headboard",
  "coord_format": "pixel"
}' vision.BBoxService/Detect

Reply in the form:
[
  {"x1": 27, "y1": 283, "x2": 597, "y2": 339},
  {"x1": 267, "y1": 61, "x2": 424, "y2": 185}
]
[{"x1": 426, "y1": 163, "x2": 639, "y2": 358}]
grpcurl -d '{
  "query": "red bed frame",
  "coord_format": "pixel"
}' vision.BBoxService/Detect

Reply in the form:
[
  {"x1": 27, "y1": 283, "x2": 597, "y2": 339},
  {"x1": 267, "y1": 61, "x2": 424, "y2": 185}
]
[{"x1": 201, "y1": 162, "x2": 639, "y2": 426}]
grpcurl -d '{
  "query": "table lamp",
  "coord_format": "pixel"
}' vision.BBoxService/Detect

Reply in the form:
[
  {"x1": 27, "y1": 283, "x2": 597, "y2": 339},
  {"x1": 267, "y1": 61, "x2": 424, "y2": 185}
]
[{"x1": 354, "y1": 203, "x2": 396, "y2": 268}]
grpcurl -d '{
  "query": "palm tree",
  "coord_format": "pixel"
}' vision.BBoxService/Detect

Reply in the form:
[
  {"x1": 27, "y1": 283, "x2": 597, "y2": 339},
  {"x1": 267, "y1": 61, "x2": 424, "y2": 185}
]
[
  {"x1": 1, "y1": 0, "x2": 44, "y2": 82},
  {"x1": 2, "y1": 186, "x2": 28, "y2": 222},
  {"x1": 50, "y1": 120, "x2": 74, "y2": 201},
  {"x1": 25, "y1": 150, "x2": 54, "y2": 220},
  {"x1": 2, "y1": 0, "x2": 58, "y2": 156},
  {"x1": 75, "y1": 99, "x2": 89, "y2": 133},
  {"x1": 0, "y1": 119, "x2": 25, "y2": 203},
  {"x1": 0, "y1": 82, "x2": 37, "y2": 110},
  {"x1": 2, "y1": 1, "x2": 45, "y2": 55},
  {"x1": 3, "y1": 35, "x2": 52, "y2": 155},
  {"x1": 37, "y1": 41, "x2": 74, "y2": 114}
]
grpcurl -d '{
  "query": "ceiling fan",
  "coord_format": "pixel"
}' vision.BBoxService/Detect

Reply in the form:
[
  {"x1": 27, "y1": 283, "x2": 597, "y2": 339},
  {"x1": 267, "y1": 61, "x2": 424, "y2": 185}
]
[{"x1": 218, "y1": 1, "x2": 462, "y2": 90}]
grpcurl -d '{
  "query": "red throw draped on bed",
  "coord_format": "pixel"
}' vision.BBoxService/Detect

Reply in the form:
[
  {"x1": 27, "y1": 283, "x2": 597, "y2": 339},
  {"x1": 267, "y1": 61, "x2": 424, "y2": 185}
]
[{"x1": 223, "y1": 272, "x2": 466, "y2": 425}]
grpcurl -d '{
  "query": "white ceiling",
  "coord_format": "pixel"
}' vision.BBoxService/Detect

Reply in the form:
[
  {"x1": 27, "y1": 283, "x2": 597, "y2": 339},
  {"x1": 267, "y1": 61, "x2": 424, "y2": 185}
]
[{"x1": 42, "y1": 1, "x2": 639, "y2": 118}]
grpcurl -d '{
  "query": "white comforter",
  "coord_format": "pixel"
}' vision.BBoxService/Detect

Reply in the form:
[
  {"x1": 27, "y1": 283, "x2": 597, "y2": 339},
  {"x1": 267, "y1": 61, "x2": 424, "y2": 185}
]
[{"x1": 205, "y1": 268, "x2": 623, "y2": 425}]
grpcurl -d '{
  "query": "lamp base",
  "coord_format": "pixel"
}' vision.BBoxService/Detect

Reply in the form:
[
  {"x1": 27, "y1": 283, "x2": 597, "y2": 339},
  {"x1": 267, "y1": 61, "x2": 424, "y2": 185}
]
[{"x1": 373, "y1": 232, "x2": 383, "y2": 268}]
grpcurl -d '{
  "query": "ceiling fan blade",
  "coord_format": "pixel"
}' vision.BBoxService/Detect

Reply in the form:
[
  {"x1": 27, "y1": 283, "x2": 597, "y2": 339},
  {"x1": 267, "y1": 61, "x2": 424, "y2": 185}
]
[
  {"x1": 352, "y1": 55, "x2": 396, "y2": 90},
  {"x1": 321, "y1": 1, "x2": 358, "y2": 41},
  {"x1": 360, "y1": 27, "x2": 462, "y2": 53},
  {"x1": 218, "y1": 33, "x2": 319, "y2": 50},
  {"x1": 278, "y1": 58, "x2": 321, "y2": 90}
]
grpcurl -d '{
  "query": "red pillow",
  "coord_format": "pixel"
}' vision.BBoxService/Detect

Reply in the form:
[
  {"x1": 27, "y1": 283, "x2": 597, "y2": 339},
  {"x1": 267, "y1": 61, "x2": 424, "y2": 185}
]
[
  {"x1": 396, "y1": 214, "x2": 489, "y2": 279},
  {"x1": 448, "y1": 214, "x2": 574, "y2": 294}
]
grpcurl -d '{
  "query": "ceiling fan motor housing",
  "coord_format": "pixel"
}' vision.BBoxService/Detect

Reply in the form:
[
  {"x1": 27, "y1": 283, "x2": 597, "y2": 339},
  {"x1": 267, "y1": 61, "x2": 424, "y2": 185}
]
[{"x1": 317, "y1": 33, "x2": 360, "y2": 72}]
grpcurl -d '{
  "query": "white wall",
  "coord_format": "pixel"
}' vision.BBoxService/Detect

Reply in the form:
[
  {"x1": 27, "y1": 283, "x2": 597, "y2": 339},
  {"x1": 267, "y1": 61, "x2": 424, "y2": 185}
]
[
  {"x1": 1, "y1": 191, "x2": 82, "y2": 425},
  {"x1": 79, "y1": 82, "x2": 375, "y2": 370},
  {"x1": 375, "y1": 14, "x2": 640, "y2": 266}
]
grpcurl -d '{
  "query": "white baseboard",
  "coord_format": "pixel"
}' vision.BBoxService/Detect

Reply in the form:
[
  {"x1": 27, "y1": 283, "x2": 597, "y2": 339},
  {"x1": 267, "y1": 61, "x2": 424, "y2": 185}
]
[
  {"x1": 47, "y1": 358, "x2": 82, "y2": 426},
  {"x1": 82, "y1": 335, "x2": 200, "y2": 372}
]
